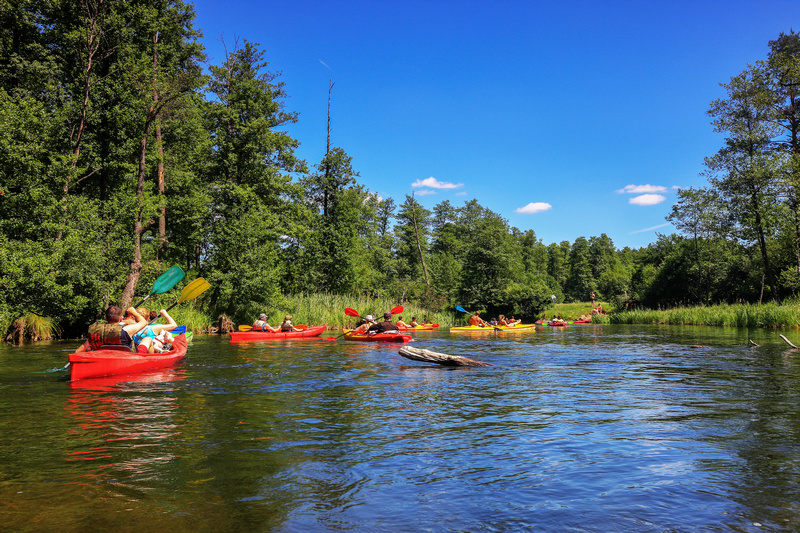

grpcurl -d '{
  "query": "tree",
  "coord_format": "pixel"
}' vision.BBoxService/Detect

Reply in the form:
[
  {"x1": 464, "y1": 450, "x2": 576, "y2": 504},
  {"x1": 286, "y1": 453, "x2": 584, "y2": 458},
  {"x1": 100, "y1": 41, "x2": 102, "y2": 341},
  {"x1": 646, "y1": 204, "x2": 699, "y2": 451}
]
[
  {"x1": 705, "y1": 64, "x2": 783, "y2": 301},
  {"x1": 565, "y1": 237, "x2": 595, "y2": 302},
  {"x1": 203, "y1": 38, "x2": 306, "y2": 320}
]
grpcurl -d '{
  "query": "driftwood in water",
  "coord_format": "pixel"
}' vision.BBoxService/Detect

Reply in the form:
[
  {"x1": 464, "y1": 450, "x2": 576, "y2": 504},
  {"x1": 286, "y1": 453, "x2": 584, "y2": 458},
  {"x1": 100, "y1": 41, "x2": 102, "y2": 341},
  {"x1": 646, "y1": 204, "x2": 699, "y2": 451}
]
[
  {"x1": 780, "y1": 334, "x2": 798, "y2": 349},
  {"x1": 399, "y1": 346, "x2": 492, "y2": 367}
]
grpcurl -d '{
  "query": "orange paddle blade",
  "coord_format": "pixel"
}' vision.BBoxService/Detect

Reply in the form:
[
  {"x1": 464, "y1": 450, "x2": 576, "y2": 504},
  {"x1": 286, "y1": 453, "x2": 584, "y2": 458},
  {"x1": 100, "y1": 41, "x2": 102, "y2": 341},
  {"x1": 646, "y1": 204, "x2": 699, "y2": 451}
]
[
  {"x1": 390, "y1": 305, "x2": 404, "y2": 315},
  {"x1": 344, "y1": 308, "x2": 360, "y2": 317}
]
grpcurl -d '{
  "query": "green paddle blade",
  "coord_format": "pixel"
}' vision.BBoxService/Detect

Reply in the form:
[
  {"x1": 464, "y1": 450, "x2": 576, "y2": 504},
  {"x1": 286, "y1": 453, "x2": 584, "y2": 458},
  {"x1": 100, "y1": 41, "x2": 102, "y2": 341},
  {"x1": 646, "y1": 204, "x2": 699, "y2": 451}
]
[{"x1": 151, "y1": 265, "x2": 186, "y2": 295}]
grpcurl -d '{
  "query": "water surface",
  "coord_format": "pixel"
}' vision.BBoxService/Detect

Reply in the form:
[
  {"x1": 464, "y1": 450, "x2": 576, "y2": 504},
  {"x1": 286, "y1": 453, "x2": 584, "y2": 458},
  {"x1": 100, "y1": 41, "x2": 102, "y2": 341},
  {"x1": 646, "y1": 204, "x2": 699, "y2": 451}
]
[{"x1": 1, "y1": 325, "x2": 799, "y2": 531}]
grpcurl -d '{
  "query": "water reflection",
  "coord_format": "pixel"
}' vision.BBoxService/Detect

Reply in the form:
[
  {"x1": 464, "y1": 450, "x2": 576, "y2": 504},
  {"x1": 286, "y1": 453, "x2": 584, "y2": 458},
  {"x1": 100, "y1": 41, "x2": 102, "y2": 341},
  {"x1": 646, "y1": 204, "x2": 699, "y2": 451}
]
[
  {"x1": 64, "y1": 369, "x2": 185, "y2": 488},
  {"x1": 2, "y1": 328, "x2": 800, "y2": 530}
]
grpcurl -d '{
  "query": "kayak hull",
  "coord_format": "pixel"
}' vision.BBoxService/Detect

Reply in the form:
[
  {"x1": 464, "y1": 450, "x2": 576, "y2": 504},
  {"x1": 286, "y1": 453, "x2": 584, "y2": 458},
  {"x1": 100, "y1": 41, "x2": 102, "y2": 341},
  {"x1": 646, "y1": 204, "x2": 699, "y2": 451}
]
[
  {"x1": 229, "y1": 325, "x2": 326, "y2": 342},
  {"x1": 398, "y1": 325, "x2": 439, "y2": 332},
  {"x1": 342, "y1": 330, "x2": 412, "y2": 343},
  {"x1": 69, "y1": 333, "x2": 188, "y2": 381},
  {"x1": 450, "y1": 324, "x2": 536, "y2": 332}
]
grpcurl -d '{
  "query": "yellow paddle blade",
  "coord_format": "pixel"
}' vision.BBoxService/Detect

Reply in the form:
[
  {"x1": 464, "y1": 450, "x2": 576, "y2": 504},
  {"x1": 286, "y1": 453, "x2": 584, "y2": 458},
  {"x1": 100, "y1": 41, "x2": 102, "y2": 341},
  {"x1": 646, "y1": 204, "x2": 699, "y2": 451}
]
[
  {"x1": 178, "y1": 278, "x2": 211, "y2": 303},
  {"x1": 238, "y1": 325, "x2": 253, "y2": 331}
]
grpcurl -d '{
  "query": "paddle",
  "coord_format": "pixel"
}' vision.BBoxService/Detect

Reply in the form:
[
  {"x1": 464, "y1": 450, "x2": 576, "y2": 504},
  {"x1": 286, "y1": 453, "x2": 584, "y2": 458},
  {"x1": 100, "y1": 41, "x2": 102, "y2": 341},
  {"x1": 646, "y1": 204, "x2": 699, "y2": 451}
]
[
  {"x1": 455, "y1": 305, "x2": 501, "y2": 331},
  {"x1": 133, "y1": 265, "x2": 185, "y2": 308},
  {"x1": 146, "y1": 278, "x2": 210, "y2": 326}
]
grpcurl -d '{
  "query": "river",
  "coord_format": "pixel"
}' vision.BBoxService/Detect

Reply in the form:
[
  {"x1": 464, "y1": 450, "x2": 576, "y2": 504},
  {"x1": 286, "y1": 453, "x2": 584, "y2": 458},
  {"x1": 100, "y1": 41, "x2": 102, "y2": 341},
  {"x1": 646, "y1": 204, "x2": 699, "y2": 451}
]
[{"x1": 1, "y1": 325, "x2": 799, "y2": 531}]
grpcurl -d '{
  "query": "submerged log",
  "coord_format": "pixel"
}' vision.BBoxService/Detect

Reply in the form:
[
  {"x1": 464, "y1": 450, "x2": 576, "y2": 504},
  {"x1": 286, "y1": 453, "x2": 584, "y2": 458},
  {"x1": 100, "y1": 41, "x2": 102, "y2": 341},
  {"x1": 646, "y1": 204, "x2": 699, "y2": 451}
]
[
  {"x1": 398, "y1": 346, "x2": 492, "y2": 367},
  {"x1": 780, "y1": 334, "x2": 797, "y2": 349}
]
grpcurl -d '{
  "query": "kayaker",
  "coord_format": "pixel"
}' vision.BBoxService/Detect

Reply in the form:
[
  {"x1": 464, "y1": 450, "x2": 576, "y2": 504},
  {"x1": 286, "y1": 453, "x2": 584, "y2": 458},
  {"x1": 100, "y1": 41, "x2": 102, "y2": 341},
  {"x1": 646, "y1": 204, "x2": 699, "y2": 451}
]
[
  {"x1": 468, "y1": 311, "x2": 487, "y2": 327},
  {"x1": 498, "y1": 315, "x2": 509, "y2": 326},
  {"x1": 367, "y1": 312, "x2": 399, "y2": 333},
  {"x1": 354, "y1": 315, "x2": 375, "y2": 333},
  {"x1": 409, "y1": 316, "x2": 420, "y2": 327},
  {"x1": 253, "y1": 313, "x2": 279, "y2": 332},
  {"x1": 133, "y1": 308, "x2": 178, "y2": 353},
  {"x1": 396, "y1": 316, "x2": 409, "y2": 328},
  {"x1": 280, "y1": 315, "x2": 299, "y2": 332},
  {"x1": 75, "y1": 305, "x2": 148, "y2": 353}
]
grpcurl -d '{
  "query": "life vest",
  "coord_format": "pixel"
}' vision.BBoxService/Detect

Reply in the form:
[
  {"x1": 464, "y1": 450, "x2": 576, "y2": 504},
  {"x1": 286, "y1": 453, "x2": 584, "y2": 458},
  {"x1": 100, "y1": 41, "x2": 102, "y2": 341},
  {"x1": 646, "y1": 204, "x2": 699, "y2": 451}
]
[
  {"x1": 254, "y1": 320, "x2": 270, "y2": 331},
  {"x1": 280, "y1": 321, "x2": 293, "y2": 332},
  {"x1": 87, "y1": 322, "x2": 127, "y2": 350}
]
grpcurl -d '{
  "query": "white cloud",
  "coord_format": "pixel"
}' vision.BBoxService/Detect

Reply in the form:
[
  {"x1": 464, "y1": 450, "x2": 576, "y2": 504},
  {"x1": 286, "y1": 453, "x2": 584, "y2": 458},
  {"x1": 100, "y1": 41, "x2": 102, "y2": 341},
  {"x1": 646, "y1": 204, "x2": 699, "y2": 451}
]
[
  {"x1": 411, "y1": 177, "x2": 463, "y2": 189},
  {"x1": 617, "y1": 184, "x2": 668, "y2": 194},
  {"x1": 631, "y1": 223, "x2": 671, "y2": 234},
  {"x1": 455, "y1": 191, "x2": 467, "y2": 196},
  {"x1": 629, "y1": 194, "x2": 666, "y2": 206},
  {"x1": 415, "y1": 189, "x2": 437, "y2": 196},
  {"x1": 515, "y1": 202, "x2": 552, "y2": 214},
  {"x1": 319, "y1": 59, "x2": 331, "y2": 70}
]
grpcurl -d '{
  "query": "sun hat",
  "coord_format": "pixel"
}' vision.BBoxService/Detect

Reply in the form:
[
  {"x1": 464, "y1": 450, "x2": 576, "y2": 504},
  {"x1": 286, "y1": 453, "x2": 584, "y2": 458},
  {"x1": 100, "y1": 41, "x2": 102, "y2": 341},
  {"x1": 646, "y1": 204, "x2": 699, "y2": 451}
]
[
  {"x1": 285, "y1": 315, "x2": 292, "y2": 320},
  {"x1": 259, "y1": 313, "x2": 267, "y2": 320},
  {"x1": 365, "y1": 314, "x2": 375, "y2": 321}
]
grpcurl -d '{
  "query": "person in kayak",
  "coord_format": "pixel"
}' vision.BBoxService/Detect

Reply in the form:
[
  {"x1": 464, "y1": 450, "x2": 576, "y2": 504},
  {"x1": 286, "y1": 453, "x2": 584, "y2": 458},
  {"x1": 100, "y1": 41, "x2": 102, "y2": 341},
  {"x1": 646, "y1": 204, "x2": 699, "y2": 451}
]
[
  {"x1": 354, "y1": 314, "x2": 375, "y2": 333},
  {"x1": 280, "y1": 315, "x2": 300, "y2": 332},
  {"x1": 409, "y1": 316, "x2": 420, "y2": 327},
  {"x1": 133, "y1": 307, "x2": 178, "y2": 353},
  {"x1": 468, "y1": 311, "x2": 488, "y2": 327},
  {"x1": 253, "y1": 313, "x2": 279, "y2": 332},
  {"x1": 396, "y1": 316, "x2": 409, "y2": 328},
  {"x1": 75, "y1": 305, "x2": 148, "y2": 352},
  {"x1": 367, "y1": 312, "x2": 399, "y2": 333}
]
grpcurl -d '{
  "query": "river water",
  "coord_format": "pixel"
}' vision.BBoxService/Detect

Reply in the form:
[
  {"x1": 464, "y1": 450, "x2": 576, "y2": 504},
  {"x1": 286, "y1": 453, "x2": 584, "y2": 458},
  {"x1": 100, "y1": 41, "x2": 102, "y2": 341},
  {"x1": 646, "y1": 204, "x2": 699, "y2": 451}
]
[{"x1": 1, "y1": 325, "x2": 799, "y2": 531}]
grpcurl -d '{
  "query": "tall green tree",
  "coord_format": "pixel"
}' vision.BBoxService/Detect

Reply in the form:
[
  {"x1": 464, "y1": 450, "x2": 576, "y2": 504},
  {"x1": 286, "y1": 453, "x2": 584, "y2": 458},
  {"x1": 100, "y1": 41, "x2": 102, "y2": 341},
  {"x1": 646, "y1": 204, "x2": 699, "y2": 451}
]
[
  {"x1": 203, "y1": 38, "x2": 306, "y2": 320},
  {"x1": 705, "y1": 64, "x2": 783, "y2": 301}
]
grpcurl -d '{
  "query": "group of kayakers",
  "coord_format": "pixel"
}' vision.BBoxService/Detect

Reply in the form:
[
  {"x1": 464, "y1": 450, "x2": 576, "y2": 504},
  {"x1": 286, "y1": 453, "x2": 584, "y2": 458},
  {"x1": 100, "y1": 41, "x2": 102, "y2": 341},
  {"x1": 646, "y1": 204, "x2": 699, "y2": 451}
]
[
  {"x1": 253, "y1": 313, "x2": 301, "y2": 333},
  {"x1": 76, "y1": 305, "x2": 178, "y2": 354},
  {"x1": 468, "y1": 311, "x2": 520, "y2": 328}
]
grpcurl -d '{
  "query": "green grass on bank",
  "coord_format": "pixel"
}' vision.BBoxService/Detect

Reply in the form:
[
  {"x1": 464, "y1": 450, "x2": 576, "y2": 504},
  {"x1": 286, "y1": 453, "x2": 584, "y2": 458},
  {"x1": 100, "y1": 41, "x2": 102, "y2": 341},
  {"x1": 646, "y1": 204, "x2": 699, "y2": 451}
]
[
  {"x1": 609, "y1": 301, "x2": 800, "y2": 328},
  {"x1": 246, "y1": 293, "x2": 459, "y2": 332},
  {"x1": 542, "y1": 302, "x2": 611, "y2": 322}
]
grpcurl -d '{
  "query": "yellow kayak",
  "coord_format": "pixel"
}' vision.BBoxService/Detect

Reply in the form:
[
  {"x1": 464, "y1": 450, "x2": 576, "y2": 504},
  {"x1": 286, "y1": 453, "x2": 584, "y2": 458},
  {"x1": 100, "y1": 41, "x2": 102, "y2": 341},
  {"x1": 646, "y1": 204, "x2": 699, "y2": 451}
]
[{"x1": 450, "y1": 323, "x2": 537, "y2": 332}]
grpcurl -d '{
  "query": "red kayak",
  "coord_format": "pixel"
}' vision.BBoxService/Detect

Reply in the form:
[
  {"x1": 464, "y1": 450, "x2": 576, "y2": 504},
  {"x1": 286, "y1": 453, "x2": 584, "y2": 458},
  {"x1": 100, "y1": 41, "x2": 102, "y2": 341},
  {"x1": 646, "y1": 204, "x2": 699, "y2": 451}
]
[
  {"x1": 69, "y1": 333, "x2": 188, "y2": 381},
  {"x1": 229, "y1": 325, "x2": 326, "y2": 342},
  {"x1": 343, "y1": 330, "x2": 412, "y2": 343}
]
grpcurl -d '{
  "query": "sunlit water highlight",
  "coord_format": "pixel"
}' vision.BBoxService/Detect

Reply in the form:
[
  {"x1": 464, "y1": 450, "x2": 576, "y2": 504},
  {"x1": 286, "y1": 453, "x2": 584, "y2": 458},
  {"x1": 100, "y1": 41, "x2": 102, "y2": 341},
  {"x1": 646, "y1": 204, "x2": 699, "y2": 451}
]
[{"x1": 1, "y1": 325, "x2": 799, "y2": 531}]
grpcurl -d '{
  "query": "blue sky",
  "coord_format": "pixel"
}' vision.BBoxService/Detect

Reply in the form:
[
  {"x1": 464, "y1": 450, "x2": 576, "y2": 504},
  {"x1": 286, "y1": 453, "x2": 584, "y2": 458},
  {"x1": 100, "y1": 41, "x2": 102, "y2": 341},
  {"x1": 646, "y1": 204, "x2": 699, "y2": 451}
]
[{"x1": 190, "y1": 0, "x2": 800, "y2": 249}]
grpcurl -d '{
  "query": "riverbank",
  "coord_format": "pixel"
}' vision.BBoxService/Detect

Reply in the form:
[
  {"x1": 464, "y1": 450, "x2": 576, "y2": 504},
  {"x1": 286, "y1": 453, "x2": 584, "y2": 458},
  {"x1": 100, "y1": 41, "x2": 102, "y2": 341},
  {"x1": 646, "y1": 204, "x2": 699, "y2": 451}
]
[{"x1": 608, "y1": 301, "x2": 800, "y2": 328}]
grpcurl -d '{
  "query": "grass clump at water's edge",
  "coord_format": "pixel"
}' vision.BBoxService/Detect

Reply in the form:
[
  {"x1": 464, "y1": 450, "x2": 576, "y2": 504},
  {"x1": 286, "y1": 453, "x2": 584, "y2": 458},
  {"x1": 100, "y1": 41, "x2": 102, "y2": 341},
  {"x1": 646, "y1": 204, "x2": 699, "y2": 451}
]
[{"x1": 609, "y1": 301, "x2": 800, "y2": 329}]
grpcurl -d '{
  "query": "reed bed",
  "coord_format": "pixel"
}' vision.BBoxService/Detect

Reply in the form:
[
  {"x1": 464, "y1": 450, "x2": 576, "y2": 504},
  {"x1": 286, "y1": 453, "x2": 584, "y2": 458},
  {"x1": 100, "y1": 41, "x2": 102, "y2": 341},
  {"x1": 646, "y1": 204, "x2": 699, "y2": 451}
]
[
  {"x1": 610, "y1": 302, "x2": 800, "y2": 328},
  {"x1": 249, "y1": 293, "x2": 459, "y2": 331},
  {"x1": 170, "y1": 306, "x2": 216, "y2": 334}
]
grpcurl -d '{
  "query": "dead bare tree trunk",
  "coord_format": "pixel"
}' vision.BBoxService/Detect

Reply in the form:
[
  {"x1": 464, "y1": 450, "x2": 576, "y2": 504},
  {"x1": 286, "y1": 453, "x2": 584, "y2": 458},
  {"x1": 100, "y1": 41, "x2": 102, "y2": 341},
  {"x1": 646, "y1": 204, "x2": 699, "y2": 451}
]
[{"x1": 410, "y1": 192, "x2": 430, "y2": 286}]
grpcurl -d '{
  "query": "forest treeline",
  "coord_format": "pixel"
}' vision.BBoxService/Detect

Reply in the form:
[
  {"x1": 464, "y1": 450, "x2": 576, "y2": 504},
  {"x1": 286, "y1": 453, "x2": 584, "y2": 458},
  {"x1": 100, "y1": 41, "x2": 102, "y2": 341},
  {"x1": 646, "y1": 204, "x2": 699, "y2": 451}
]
[{"x1": 3, "y1": 1, "x2": 800, "y2": 338}]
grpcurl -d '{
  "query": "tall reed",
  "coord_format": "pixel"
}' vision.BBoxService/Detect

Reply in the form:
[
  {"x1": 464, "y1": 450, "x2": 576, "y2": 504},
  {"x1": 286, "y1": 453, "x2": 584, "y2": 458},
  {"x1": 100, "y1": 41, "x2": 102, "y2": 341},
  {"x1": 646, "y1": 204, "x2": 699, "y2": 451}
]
[
  {"x1": 610, "y1": 301, "x2": 800, "y2": 328},
  {"x1": 241, "y1": 293, "x2": 459, "y2": 331}
]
